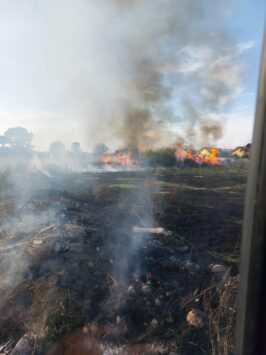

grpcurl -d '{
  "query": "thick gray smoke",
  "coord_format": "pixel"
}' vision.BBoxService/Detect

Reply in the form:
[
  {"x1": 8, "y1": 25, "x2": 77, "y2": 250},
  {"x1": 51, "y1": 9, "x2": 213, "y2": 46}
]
[
  {"x1": 0, "y1": 0, "x2": 249, "y2": 150},
  {"x1": 37, "y1": 0, "x2": 245, "y2": 150}
]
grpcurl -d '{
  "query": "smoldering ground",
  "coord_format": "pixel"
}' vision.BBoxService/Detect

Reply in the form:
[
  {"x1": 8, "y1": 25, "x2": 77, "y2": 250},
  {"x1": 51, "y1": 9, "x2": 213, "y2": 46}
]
[{"x1": 0, "y1": 0, "x2": 249, "y2": 316}]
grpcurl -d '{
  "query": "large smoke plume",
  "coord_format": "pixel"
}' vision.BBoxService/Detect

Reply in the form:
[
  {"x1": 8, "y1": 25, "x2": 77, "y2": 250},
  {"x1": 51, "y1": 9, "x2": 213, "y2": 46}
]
[
  {"x1": 1, "y1": 0, "x2": 248, "y2": 149},
  {"x1": 53, "y1": 0, "x2": 245, "y2": 150}
]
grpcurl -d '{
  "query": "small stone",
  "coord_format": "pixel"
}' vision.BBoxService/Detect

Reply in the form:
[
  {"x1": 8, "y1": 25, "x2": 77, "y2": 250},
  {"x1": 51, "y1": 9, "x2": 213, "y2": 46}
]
[
  {"x1": 186, "y1": 309, "x2": 204, "y2": 328},
  {"x1": 127, "y1": 285, "x2": 135, "y2": 293},
  {"x1": 142, "y1": 284, "x2": 151, "y2": 294},
  {"x1": 149, "y1": 318, "x2": 158, "y2": 328},
  {"x1": 209, "y1": 264, "x2": 227, "y2": 273},
  {"x1": 82, "y1": 326, "x2": 89, "y2": 334},
  {"x1": 155, "y1": 298, "x2": 161, "y2": 306}
]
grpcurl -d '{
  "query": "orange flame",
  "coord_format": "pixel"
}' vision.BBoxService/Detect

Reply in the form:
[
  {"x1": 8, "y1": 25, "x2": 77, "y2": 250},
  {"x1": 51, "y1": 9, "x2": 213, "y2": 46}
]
[
  {"x1": 186, "y1": 150, "x2": 193, "y2": 160},
  {"x1": 209, "y1": 148, "x2": 220, "y2": 165},
  {"x1": 195, "y1": 148, "x2": 221, "y2": 165},
  {"x1": 100, "y1": 151, "x2": 138, "y2": 168},
  {"x1": 175, "y1": 145, "x2": 221, "y2": 166},
  {"x1": 175, "y1": 144, "x2": 194, "y2": 162}
]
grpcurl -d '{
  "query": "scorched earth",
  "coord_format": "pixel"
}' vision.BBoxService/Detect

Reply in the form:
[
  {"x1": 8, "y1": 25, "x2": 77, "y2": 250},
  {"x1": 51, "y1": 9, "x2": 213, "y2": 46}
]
[{"x1": 0, "y1": 165, "x2": 247, "y2": 354}]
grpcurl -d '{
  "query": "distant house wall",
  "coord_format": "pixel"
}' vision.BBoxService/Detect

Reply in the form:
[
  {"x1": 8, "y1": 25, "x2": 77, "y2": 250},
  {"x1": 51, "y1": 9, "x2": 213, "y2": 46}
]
[
  {"x1": 198, "y1": 148, "x2": 211, "y2": 159},
  {"x1": 232, "y1": 147, "x2": 247, "y2": 158}
]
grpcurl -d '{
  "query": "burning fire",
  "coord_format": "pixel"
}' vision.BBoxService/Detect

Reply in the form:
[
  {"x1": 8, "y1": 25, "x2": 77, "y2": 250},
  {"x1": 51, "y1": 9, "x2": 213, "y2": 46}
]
[
  {"x1": 101, "y1": 154, "x2": 114, "y2": 165},
  {"x1": 175, "y1": 144, "x2": 188, "y2": 162},
  {"x1": 196, "y1": 147, "x2": 221, "y2": 165},
  {"x1": 208, "y1": 148, "x2": 220, "y2": 165},
  {"x1": 175, "y1": 145, "x2": 221, "y2": 166},
  {"x1": 100, "y1": 150, "x2": 138, "y2": 168},
  {"x1": 186, "y1": 150, "x2": 193, "y2": 160}
]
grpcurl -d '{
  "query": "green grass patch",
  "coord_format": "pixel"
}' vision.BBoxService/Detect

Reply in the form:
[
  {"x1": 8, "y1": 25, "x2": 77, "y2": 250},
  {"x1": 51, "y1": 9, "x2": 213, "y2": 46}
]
[{"x1": 46, "y1": 291, "x2": 82, "y2": 340}]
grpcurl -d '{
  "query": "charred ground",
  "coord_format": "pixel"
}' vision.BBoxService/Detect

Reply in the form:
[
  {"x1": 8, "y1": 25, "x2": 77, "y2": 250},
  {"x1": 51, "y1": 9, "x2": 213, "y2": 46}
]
[{"x1": 0, "y1": 164, "x2": 247, "y2": 354}]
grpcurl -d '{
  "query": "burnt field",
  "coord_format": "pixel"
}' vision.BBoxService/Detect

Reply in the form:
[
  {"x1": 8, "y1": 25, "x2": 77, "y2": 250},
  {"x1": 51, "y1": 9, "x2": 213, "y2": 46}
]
[{"x1": 0, "y1": 164, "x2": 248, "y2": 354}]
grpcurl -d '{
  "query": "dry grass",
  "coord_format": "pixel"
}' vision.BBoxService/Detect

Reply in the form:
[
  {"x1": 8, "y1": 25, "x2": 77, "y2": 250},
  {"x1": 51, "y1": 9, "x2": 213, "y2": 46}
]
[
  {"x1": 45, "y1": 290, "x2": 83, "y2": 341},
  {"x1": 27, "y1": 276, "x2": 58, "y2": 338},
  {"x1": 202, "y1": 275, "x2": 239, "y2": 355}
]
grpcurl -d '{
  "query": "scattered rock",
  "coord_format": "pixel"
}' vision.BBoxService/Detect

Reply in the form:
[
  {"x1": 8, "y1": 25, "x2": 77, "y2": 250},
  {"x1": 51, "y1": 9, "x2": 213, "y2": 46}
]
[
  {"x1": 155, "y1": 298, "x2": 161, "y2": 306},
  {"x1": 209, "y1": 264, "x2": 227, "y2": 273},
  {"x1": 186, "y1": 309, "x2": 204, "y2": 328},
  {"x1": 127, "y1": 285, "x2": 135, "y2": 294},
  {"x1": 142, "y1": 284, "x2": 151, "y2": 294},
  {"x1": 149, "y1": 318, "x2": 158, "y2": 328}
]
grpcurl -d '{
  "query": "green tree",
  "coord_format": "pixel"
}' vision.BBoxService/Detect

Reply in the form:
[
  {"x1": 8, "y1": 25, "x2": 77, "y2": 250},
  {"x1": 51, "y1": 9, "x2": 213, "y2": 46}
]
[{"x1": 4, "y1": 127, "x2": 33, "y2": 148}]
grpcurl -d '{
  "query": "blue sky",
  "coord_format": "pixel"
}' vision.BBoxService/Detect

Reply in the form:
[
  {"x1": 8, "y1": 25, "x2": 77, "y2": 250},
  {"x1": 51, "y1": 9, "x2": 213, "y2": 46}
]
[
  {"x1": 227, "y1": 0, "x2": 265, "y2": 98},
  {"x1": 168, "y1": 0, "x2": 266, "y2": 148},
  {"x1": 0, "y1": 1, "x2": 264, "y2": 150},
  {"x1": 217, "y1": 0, "x2": 265, "y2": 147}
]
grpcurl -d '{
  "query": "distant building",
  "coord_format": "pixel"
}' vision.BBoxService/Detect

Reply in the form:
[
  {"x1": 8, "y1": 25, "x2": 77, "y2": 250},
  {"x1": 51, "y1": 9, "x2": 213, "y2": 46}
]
[
  {"x1": 232, "y1": 144, "x2": 251, "y2": 158},
  {"x1": 197, "y1": 148, "x2": 212, "y2": 159}
]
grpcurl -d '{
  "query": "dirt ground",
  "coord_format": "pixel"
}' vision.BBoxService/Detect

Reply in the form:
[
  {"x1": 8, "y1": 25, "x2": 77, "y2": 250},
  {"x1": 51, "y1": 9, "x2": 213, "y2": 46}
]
[{"x1": 0, "y1": 164, "x2": 248, "y2": 354}]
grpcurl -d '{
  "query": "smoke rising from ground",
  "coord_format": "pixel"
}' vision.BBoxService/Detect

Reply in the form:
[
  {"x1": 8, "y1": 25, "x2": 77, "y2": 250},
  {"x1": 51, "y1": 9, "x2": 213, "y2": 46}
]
[{"x1": 0, "y1": 0, "x2": 249, "y2": 150}]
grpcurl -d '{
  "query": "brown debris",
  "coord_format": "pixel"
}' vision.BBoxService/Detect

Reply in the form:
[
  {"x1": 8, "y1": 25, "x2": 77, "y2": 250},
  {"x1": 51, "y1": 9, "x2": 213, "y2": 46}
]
[{"x1": 186, "y1": 309, "x2": 204, "y2": 328}]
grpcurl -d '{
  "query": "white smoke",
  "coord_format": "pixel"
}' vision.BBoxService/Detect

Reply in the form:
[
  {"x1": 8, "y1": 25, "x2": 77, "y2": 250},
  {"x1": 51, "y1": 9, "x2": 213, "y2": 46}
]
[{"x1": 0, "y1": 0, "x2": 251, "y2": 150}]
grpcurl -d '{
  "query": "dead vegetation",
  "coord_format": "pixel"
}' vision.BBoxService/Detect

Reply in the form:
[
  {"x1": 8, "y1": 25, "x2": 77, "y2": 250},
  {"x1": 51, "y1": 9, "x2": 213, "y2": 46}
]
[
  {"x1": 0, "y1": 166, "x2": 247, "y2": 354},
  {"x1": 203, "y1": 275, "x2": 239, "y2": 355},
  {"x1": 46, "y1": 290, "x2": 83, "y2": 341}
]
